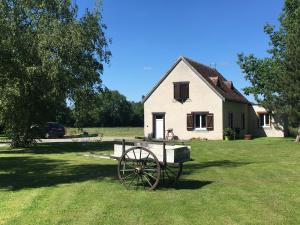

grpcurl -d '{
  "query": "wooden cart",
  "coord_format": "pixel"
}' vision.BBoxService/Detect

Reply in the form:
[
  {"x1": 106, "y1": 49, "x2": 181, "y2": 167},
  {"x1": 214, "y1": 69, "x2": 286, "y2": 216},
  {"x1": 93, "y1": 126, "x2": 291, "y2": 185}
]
[{"x1": 112, "y1": 139, "x2": 191, "y2": 190}]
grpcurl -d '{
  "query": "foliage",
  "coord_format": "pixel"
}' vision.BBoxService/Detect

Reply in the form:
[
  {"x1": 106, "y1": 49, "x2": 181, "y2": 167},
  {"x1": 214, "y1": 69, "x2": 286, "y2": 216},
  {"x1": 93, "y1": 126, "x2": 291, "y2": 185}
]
[
  {"x1": 69, "y1": 89, "x2": 144, "y2": 127},
  {"x1": 223, "y1": 128, "x2": 236, "y2": 137},
  {"x1": 237, "y1": 0, "x2": 300, "y2": 134},
  {"x1": 0, "y1": 138, "x2": 299, "y2": 224},
  {"x1": 0, "y1": 0, "x2": 111, "y2": 147},
  {"x1": 65, "y1": 127, "x2": 144, "y2": 137}
]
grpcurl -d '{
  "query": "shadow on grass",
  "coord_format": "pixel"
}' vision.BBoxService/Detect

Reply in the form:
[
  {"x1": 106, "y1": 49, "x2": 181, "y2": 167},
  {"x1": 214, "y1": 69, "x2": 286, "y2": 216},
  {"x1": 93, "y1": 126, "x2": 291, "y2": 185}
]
[
  {"x1": 0, "y1": 141, "x2": 114, "y2": 154},
  {"x1": 173, "y1": 180, "x2": 213, "y2": 190},
  {"x1": 182, "y1": 160, "x2": 252, "y2": 176},
  {"x1": 0, "y1": 156, "x2": 117, "y2": 191},
  {"x1": 158, "y1": 180, "x2": 213, "y2": 190}
]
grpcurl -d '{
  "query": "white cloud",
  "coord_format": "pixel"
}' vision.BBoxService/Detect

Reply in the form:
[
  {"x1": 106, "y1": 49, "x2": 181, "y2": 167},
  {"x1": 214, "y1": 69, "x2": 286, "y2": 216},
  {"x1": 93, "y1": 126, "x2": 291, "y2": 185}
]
[{"x1": 143, "y1": 66, "x2": 152, "y2": 71}]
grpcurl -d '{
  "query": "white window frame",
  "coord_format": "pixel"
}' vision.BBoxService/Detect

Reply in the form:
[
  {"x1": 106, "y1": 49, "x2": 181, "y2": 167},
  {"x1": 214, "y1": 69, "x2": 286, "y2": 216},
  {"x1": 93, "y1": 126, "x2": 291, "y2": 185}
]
[
  {"x1": 261, "y1": 113, "x2": 271, "y2": 128},
  {"x1": 194, "y1": 114, "x2": 207, "y2": 131}
]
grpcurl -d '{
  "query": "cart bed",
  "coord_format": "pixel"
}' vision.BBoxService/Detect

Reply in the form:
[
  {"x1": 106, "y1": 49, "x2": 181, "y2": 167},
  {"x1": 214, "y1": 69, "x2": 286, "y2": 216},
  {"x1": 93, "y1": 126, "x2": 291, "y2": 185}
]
[{"x1": 113, "y1": 143, "x2": 190, "y2": 163}]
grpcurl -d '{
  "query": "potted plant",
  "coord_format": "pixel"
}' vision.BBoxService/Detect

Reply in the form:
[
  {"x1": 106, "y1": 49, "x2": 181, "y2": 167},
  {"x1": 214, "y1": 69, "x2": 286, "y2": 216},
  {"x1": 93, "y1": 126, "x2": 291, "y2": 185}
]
[{"x1": 224, "y1": 128, "x2": 235, "y2": 140}]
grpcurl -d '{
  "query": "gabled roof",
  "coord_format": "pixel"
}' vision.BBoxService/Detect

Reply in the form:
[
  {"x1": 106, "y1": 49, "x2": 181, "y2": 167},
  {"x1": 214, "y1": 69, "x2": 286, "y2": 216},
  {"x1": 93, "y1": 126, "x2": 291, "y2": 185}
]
[{"x1": 143, "y1": 56, "x2": 249, "y2": 104}]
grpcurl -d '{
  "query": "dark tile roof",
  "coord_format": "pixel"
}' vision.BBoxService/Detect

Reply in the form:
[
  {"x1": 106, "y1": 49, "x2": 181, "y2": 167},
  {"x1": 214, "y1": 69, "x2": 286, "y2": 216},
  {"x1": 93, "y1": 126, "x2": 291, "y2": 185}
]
[{"x1": 183, "y1": 57, "x2": 249, "y2": 104}]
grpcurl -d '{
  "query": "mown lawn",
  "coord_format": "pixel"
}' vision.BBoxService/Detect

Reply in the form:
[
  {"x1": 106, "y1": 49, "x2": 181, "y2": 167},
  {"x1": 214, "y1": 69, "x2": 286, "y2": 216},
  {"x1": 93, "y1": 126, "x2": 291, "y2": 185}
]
[
  {"x1": 65, "y1": 127, "x2": 143, "y2": 137},
  {"x1": 0, "y1": 138, "x2": 299, "y2": 225}
]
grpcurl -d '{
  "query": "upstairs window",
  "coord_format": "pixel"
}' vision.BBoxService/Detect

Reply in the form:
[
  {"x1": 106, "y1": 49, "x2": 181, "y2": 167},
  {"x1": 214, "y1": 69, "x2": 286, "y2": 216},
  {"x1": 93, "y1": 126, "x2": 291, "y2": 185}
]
[
  {"x1": 174, "y1": 82, "x2": 189, "y2": 102},
  {"x1": 259, "y1": 113, "x2": 270, "y2": 127}
]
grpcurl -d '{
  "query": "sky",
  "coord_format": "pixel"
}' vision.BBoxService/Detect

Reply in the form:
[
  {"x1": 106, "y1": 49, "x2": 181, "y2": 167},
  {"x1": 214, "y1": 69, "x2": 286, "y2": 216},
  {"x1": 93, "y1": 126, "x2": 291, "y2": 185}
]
[{"x1": 76, "y1": 0, "x2": 284, "y2": 102}]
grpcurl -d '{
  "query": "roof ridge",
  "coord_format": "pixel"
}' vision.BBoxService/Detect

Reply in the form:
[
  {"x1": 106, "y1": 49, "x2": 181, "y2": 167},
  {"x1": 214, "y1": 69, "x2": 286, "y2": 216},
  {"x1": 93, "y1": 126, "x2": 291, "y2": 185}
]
[{"x1": 182, "y1": 56, "x2": 227, "y2": 81}]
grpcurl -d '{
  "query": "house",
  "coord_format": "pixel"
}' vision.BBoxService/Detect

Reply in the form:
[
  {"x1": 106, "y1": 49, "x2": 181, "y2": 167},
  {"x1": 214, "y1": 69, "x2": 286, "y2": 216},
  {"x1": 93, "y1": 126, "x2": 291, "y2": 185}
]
[{"x1": 143, "y1": 56, "x2": 285, "y2": 140}]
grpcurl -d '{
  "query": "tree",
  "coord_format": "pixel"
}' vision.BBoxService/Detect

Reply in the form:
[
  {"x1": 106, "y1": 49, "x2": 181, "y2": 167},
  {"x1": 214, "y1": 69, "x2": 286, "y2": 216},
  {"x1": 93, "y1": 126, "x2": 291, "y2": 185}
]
[
  {"x1": 94, "y1": 89, "x2": 132, "y2": 127},
  {"x1": 0, "y1": 0, "x2": 111, "y2": 147},
  {"x1": 130, "y1": 101, "x2": 144, "y2": 127},
  {"x1": 237, "y1": 0, "x2": 300, "y2": 141}
]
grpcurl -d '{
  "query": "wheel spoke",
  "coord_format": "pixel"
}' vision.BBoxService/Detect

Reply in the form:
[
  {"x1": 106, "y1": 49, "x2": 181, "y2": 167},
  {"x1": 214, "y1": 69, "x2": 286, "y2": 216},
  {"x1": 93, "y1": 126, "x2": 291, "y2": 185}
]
[
  {"x1": 144, "y1": 168, "x2": 158, "y2": 172},
  {"x1": 139, "y1": 148, "x2": 142, "y2": 160},
  {"x1": 133, "y1": 149, "x2": 137, "y2": 160},
  {"x1": 118, "y1": 146, "x2": 161, "y2": 190},
  {"x1": 120, "y1": 169, "x2": 135, "y2": 172},
  {"x1": 122, "y1": 172, "x2": 135, "y2": 180},
  {"x1": 128, "y1": 174, "x2": 137, "y2": 186},
  {"x1": 143, "y1": 174, "x2": 153, "y2": 187},
  {"x1": 144, "y1": 171, "x2": 157, "y2": 180}
]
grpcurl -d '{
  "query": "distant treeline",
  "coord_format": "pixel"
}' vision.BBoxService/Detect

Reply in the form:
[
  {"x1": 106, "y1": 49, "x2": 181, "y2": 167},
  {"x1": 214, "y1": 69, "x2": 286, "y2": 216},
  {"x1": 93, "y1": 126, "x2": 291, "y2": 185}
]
[{"x1": 54, "y1": 89, "x2": 144, "y2": 127}]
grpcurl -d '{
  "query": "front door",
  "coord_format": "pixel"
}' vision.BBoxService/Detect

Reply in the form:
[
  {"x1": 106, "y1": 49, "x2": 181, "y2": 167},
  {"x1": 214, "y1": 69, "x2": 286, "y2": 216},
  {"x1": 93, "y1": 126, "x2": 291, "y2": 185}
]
[{"x1": 154, "y1": 115, "x2": 164, "y2": 139}]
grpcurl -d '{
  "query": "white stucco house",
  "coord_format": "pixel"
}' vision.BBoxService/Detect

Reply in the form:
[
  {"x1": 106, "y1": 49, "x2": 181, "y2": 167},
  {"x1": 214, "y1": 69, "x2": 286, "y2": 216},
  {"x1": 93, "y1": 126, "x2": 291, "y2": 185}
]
[{"x1": 143, "y1": 56, "x2": 285, "y2": 140}]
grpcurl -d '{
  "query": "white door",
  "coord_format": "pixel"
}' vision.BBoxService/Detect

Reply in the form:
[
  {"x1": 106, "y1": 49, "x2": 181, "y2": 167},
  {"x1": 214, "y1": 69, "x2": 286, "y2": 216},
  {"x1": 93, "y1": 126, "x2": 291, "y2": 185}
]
[{"x1": 155, "y1": 117, "x2": 164, "y2": 139}]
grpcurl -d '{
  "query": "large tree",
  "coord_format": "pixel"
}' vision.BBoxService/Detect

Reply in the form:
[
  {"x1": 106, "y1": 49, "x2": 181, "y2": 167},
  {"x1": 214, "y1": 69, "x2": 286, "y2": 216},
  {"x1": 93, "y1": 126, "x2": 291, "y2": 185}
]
[
  {"x1": 0, "y1": 0, "x2": 111, "y2": 147},
  {"x1": 237, "y1": 0, "x2": 300, "y2": 141}
]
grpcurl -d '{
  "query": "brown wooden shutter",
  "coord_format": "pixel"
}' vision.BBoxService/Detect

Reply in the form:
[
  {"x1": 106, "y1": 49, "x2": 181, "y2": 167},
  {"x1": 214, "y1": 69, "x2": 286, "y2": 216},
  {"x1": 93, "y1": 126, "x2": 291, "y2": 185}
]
[
  {"x1": 174, "y1": 83, "x2": 180, "y2": 100},
  {"x1": 187, "y1": 114, "x2": 194, "y2": 131},
  {"x1": 182, "y1": 83, "x2": 189, "y2": 100},
  {"x1": 206, "y1": 113, "x2": 214, "y2": 131}
]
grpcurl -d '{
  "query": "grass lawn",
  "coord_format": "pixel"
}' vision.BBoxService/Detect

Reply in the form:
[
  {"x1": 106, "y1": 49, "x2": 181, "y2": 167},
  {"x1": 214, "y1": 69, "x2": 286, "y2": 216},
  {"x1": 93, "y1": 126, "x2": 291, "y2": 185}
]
[
  {"x1": 0, "y1": 138, "x2": 299, "y2": 225},
  {"x1": 65, "y1": 127, "x2": 143, "y2": 137}
]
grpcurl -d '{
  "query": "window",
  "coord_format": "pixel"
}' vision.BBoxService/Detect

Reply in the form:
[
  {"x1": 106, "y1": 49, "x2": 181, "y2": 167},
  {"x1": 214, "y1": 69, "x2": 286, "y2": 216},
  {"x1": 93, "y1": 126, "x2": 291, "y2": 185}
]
[
  {"x1": 241, "y1": 113, "x2": 245, "y2": 130},
  {"x1": 187, "y1": 113, "x2": 214, "y2": 131},
  {"x1": 228, "y1": 112, "x2": 233, "y2": 128},
  {"x1": 174, "y1": 82, "x2": 189, "y2": 102},
  {"x1": 259, "y1": 113, "x2": 270, "y2": 127},
  {"x1": 194, "y1": 114, "x2": 207, "y2": 130}
]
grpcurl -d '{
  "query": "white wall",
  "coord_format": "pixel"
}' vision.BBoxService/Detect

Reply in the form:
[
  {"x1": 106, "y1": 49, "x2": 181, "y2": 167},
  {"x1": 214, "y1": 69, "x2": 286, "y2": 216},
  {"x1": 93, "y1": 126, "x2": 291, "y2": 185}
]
[
  {"x1": 248, "y1": 105, "x2": 285, "y2": 137},
  {"x1": 144, "y1": 60, "x2": 224, "y2": 140}
]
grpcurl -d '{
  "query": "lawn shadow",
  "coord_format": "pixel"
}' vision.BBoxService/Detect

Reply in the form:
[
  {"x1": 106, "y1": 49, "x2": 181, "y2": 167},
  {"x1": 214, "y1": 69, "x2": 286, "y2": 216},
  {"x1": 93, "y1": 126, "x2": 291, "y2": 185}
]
[
  {"x1": 0, "y1": 156, "x2": 117, "y2": 191},
  {"x1": 0, "y1": 141, "x2": 114, "y2": 154},
  {"x1": 158, "y1": 179, "x2": 213, "y2": 190},
  {"x1": 182, "y1": 160, "x2": 252, "y2": 176},
  {"x1": 173, "y1": 180, "x2": 213, "y2": 190}
]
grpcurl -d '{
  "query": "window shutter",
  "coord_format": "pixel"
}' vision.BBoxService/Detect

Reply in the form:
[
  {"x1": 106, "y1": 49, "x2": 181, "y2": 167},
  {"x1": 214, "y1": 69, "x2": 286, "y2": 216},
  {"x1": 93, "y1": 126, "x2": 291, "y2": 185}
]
[
  {"x1": 174, "y1": 83, "x2": 180, "y2": 100},
  {"x1": 206, "y1": 113, "x2": 214, "y2": 131},
  {"x1": 181, "y1": 83, "x2": 189, "y2": 100},
  {"x1": 187, "y1": 114, "x2": 194, "y2": 131},
  {"x1": 185, "y1": 83, "x2": 189, "y2": 99}
]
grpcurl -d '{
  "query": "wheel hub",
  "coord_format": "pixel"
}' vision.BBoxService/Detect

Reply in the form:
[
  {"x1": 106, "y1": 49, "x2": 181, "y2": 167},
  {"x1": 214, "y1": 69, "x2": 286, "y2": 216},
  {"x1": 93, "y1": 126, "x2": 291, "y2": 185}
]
[{"x1": 134, "y1": 166, "x2": 144, "y2": 174}]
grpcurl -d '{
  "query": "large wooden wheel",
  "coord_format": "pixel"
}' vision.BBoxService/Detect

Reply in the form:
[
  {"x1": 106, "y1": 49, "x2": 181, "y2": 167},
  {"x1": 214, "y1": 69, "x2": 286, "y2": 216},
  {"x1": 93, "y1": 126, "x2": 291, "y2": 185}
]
[
  {"x1": 160, "y1": 163, "x2": 183, "y2": 186},
  {"x1": 118, "y1": 146, "x2": 161, "y2": 190}
]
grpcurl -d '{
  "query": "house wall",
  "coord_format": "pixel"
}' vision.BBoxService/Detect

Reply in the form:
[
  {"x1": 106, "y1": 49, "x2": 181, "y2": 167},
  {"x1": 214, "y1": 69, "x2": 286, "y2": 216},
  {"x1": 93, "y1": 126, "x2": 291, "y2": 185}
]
[
  {"x1": 144, "y1": 60, "x2": 224, "y2": 140},
  {"x1": 248, "y1": 105, "x2": 285, "y2": 137},
  {"x1": 223, "y1": 101, "x2": 249, "y2": 138}
]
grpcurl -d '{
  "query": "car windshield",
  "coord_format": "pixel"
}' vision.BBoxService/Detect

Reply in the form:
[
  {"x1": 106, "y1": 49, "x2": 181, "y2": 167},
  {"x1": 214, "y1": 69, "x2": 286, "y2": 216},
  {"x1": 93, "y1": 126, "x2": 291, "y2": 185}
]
[{"x1": 47, "y1": 123, "x2": 63, "y2": 128}]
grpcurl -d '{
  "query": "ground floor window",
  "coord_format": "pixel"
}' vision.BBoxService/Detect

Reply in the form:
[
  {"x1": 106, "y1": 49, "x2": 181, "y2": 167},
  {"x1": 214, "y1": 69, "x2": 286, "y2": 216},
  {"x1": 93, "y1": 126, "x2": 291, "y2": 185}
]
[
  {"x1": 259, "y1": 113, "x2": 270, "y2": 127},
  {"x1": 194, "y1": 114, "x2": 207, "y2": 130},
  {"x1": 241, "y1": 113, "x2": 245, "y2": 130},
  {"x1": 228, "y1": 112, "x2": 233, "y2": 128}
]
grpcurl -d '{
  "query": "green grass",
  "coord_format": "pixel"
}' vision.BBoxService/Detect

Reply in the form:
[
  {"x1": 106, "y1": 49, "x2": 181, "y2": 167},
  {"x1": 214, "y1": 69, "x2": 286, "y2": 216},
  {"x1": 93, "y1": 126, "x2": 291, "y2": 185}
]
[
  {"x1": 0, "y1": 138, "x2": 299, "y2": 225},
  {"x1": 65, "y1": 127, "x2": 143, "y2": 137}
]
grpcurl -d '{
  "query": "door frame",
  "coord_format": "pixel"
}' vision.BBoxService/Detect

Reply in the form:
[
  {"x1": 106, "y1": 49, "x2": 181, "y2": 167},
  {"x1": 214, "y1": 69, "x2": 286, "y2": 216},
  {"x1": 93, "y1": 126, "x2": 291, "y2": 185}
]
[{"x1": 152, "y1": 112, "x2": 165, "y2": 139}]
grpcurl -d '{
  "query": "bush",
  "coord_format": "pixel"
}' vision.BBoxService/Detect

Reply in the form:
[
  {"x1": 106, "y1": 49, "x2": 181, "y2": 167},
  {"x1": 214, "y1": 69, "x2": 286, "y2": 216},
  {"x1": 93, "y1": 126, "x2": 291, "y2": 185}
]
[
  {"x1": 288, "y1": 126, "x2": 299, "y2": 137},
  {"x1": 224, "y1": 128, "x2": 236, "y2": 138}
]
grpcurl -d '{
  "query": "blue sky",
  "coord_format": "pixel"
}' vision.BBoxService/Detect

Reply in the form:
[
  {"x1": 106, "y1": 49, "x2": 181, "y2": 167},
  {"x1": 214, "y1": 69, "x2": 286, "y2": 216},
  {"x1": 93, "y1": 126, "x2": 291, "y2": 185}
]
[{"x1": 76, "y1": 0, "x2": 284, "y2": 102}]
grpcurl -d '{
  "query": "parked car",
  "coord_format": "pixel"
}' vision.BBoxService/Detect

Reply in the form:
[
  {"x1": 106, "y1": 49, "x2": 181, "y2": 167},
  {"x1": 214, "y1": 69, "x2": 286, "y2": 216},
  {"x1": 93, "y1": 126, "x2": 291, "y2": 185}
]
[{"x1": 44, "y1": 122, "x2": 65, "y2": 138}]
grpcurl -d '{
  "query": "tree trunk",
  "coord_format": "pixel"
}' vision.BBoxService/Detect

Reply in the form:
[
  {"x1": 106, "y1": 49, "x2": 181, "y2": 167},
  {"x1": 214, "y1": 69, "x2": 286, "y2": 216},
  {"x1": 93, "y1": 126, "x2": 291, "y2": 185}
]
[{"x1": 295, "y1": 125, "x2": 300, "y2": 142}]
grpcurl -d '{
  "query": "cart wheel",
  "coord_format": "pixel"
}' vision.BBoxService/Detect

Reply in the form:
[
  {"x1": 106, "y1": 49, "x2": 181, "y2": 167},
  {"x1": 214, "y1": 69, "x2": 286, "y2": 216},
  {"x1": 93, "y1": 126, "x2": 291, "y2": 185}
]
[
  {"x1": 118, "y1": 146, "x2": 161, "y2": 190},
  {"x1": 161, "y1": 163, "x2": 183, "y2": 186}
]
